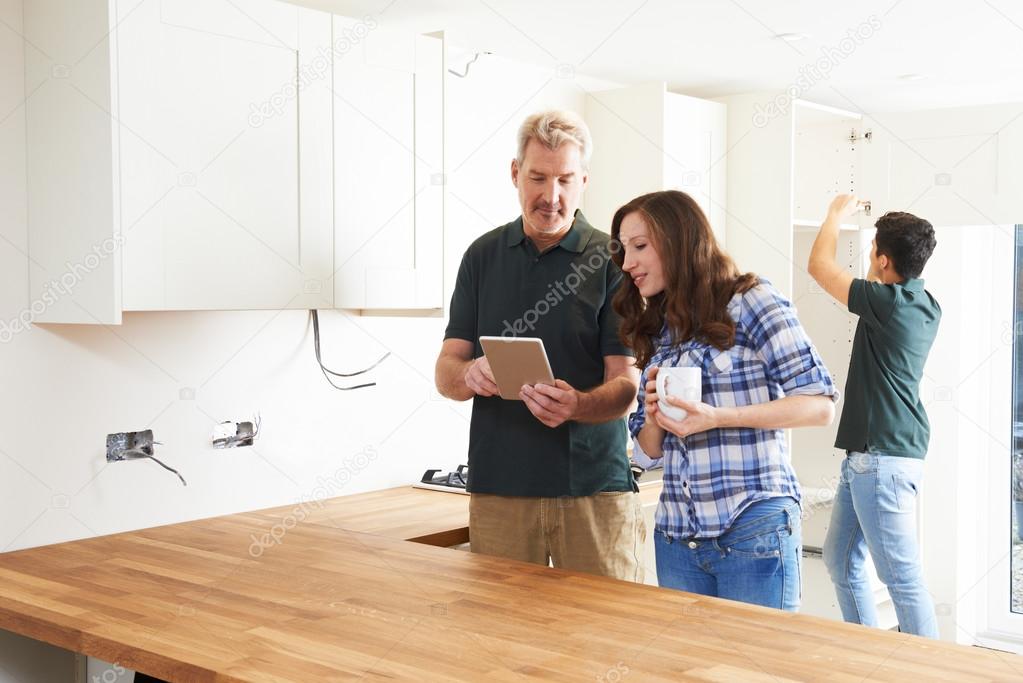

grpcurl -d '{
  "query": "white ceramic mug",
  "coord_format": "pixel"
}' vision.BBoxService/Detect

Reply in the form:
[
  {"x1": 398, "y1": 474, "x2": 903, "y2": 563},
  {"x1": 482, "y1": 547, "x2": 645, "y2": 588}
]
[{"x1": 655, "y1": 366, "x2": 702, "y2": 421}]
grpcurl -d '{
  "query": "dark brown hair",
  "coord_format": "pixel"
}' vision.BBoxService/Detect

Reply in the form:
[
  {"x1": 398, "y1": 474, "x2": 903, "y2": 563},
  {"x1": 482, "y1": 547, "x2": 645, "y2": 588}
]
[
  {"x1": 874, "y1": 211, "x2": 936, "y2": 280},
  {"x1": 610, "y1": 190, "x2": 758, "y2": 368}
]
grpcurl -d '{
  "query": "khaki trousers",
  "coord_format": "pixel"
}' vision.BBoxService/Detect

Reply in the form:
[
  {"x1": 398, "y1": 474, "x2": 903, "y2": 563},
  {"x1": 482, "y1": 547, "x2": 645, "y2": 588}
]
[{"x1": 469, "y1": 491, "x2": 646, "y2": 583}]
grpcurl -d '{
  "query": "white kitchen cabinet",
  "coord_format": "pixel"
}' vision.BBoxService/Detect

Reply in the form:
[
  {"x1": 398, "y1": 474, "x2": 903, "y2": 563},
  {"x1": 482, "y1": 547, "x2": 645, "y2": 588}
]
[
  {"x1": 332, "y1": 21, "x2": 445, "y2": 310},
  {"x1": 24, "y1": 0, "x2": 123, "y2": 324},
  {"x1": 858, "y1": 103, "x2": 1023, "y2": 227},
  {"x1": 583, "y1": 83, "x2": 727, "y2": 240},
  {"x1": 24, "y1": 0, "x2": 337, "y2": 322}
]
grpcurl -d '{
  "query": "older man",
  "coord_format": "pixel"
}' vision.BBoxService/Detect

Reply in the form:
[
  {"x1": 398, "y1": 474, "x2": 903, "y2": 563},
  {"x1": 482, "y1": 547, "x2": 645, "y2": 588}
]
[{"x1": 435, "y1": 110, "x2": 644, "y2": 581}]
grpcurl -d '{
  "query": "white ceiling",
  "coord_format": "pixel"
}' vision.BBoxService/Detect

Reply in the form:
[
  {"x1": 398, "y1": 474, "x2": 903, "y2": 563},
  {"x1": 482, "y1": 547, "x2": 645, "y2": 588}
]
[{"x1": 293, "y1": 0, "x2": 1023, "y2": 112}]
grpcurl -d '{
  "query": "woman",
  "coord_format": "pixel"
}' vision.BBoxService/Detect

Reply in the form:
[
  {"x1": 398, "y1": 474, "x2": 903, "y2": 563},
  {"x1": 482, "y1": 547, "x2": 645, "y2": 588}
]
[{"x1": 612, "y1": 190, "x2": 837, "y2": 611}]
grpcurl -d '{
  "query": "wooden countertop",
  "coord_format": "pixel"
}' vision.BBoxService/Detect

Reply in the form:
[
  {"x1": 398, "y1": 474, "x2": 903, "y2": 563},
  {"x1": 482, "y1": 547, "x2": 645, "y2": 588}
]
[
  {"x1": 236, "y1": 486, "x2": 480, "y2": 548},
  {"x1": 0, "y1": 485, "x2": 1018, "y2": 682},
  {"x1": 237, "y1": 482, "x2": 664, "y2": 549}
]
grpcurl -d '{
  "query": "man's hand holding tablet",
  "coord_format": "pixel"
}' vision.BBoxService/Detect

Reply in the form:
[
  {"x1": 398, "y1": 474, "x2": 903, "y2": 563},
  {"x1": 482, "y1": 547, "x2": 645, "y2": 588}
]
[
  {"x1": 519, "y1": 379, "x2": 581, "y2": 428},
  {"x1": 479, "y1": 336, "x2": 581, "y2": 428},
  {"x1": 464, "y1": 355, "x2": 499, "y2": 397}
]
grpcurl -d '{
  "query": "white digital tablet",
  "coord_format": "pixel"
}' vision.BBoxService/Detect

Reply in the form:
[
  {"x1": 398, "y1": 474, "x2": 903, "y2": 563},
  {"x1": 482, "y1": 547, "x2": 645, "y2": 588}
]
[{"x1": 479, "y1": 336, "x2": 556, "y2": 400}]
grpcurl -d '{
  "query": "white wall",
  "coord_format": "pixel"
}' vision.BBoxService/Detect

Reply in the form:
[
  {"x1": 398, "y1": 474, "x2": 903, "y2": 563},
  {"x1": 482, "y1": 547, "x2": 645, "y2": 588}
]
[
  {"x1": 0, "y1": 2, "x2": 83, "y2": 678},
  {"x1": 0, "y1": 7, "x2": 616, "y2": 675}
]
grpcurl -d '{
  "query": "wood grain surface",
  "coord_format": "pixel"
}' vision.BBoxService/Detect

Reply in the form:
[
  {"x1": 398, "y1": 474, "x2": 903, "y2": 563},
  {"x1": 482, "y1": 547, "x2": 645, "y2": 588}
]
[{"x1": 0, "y1": 485, "x2": 1018, "y2": 681}]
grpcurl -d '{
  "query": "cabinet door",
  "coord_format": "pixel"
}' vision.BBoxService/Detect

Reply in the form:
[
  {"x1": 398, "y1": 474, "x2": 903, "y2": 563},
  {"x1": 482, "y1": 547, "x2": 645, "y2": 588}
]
[
  {"x1": 719, "y1": 93, "x2": 795, "y2": 297},
  {"x1": 25, "y1": 0, "x2": 123, "y2": 324},
  {"x1": 663, "y1": 92, "x2": 727, "y2": 244},
  {"x1": 333, "y1": 22, "x2": 444, "y2": 310},
  {"x1": 792, "y1": 119, "x2": 860, "y2": 223},
  {"x1": 585, "y1": 85, "x2": 726, "y2": 239},
  {"x1": 859, "y1": 104, "x2": 1023, "y2": 227},
  {"x1": 584, "y1": 83, "x2": 667, "y2": 233},
  {"x1": 118, "y1": 0, "x2": 333, "y2": 311}
]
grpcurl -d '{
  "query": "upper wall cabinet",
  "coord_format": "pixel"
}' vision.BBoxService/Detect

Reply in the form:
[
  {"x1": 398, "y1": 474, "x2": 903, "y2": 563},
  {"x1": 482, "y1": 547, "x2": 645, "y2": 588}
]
[
  {"x1": 583, "y1": 83, "x2": 727, "y2": 242},
  {"x1": 25, "y1": 0, "x2": 123, "y2": 323},
  {"x1": 332, "y1": 21, "x2": 445, "y2": 311},
  {"x1": 857, "y1": 103, "x2": 1023, "y2": 227},
  {"x1": 25, "y1": 0, "x2": 335, "y2": 322},
  {"x1": 117, "y1": 0, "x2": 335, "y2": 313},
  {"x1": 24, "y1": 1, "x2": 444, "y2": 322}
]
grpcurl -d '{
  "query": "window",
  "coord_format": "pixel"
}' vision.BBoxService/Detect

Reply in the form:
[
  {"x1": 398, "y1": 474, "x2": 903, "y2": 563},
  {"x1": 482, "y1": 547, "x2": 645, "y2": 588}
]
[{"x1": 1012, "y1": 225, "x2": 1023, "y2": 613}]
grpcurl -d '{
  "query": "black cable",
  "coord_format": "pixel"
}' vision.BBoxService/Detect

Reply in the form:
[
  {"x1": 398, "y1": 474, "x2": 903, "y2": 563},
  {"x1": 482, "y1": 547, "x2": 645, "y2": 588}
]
[{"x1": 310, "y1": 310, "x2": 390, "y2": 391}]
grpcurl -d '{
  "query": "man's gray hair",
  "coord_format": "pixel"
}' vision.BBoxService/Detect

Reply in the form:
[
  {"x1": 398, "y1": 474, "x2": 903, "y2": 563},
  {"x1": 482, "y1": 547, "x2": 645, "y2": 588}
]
[{"x1": 516, "y1": 110, "x2": 592, "y2": 170}]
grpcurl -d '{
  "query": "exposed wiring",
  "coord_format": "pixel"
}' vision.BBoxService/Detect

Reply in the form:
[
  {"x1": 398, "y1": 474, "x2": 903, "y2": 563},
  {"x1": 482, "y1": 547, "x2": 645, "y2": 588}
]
[
  {"x1": 119, "y1": 446, "x2": 187, "y2": 487},
  {"x1": 448, "y1": 51, "x2": 490, "y2": 78},
  {"x1": 212, "y1": 413, "x2": 260, "y2": 448},
  {"x1": 310, "y1": 310, "x2": 390, "y2": 391}
]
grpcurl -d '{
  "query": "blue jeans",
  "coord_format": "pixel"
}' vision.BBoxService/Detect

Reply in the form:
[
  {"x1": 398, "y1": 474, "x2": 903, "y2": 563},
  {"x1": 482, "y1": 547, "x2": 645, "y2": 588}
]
[
  {"x1": 823, "y1": 452, "x2": 939, "y2": 638},
  {"x1": 654, "y1": 497, "x2": 801, "y2": 611}
]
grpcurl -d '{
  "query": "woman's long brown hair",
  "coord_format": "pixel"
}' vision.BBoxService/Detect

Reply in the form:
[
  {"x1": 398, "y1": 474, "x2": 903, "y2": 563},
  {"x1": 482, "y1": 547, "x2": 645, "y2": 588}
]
[{"x1": 610, "y1": 190, "x2": 758, "y2": 369}]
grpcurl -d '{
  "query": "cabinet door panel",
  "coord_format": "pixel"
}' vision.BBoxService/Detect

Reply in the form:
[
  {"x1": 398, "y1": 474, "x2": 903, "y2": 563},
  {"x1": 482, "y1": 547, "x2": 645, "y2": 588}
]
[
  {"x1": 664, "y1": 130, "x2": 712, "y2": 219},
  {"x1": 411, "y1": 33, "x2": 444, "y2": 308},
  {"x1": 664, "y1": 92, "x2": 726, "y2": 243},
  {"x1": 333, "y1": 40, "x2": 414, "y2": 308},
  {"x1": 861, "y1": 106, "x2": 1023, "y2": 228},
  {"x1": 119, "y1": 0, "x2": 332, "y2": 310},
  {"x1": 792, "y1": 121, "x2": 859, "y2": 221},
  {"x1": 25, "y1": 0, "x2": 123, "y2": 323},
  {"x1": 584, "y1": 83, "x2": 666, "y2": 233},
  {"x1": 333, "y1": 23, "x2": 443, "y2": 310},
  {"x1": 889, "y1": 136, "x2": 998, "y2": 225}
]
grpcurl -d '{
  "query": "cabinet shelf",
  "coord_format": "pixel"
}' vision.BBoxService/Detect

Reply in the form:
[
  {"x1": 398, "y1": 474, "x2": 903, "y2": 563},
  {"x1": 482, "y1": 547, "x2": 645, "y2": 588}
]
[{"x1": 793, "y1": 218, "x2": 859, "y2": 232}]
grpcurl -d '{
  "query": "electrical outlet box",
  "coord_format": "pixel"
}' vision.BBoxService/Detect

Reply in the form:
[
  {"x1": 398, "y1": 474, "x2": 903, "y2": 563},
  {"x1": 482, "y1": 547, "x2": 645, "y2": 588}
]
[
  {"x1": 106, "y1": 430, "x2": 155, "y2": 461},
  {"x1": 212, "y1": 418, "x2": 258, "y2": 448}
]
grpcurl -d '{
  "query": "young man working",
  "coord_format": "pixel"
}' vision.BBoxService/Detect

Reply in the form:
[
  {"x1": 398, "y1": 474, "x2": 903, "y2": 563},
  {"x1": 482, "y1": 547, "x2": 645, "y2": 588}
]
[{"x1": 808, "y1": 194, "x2": 941, "y2": 638}]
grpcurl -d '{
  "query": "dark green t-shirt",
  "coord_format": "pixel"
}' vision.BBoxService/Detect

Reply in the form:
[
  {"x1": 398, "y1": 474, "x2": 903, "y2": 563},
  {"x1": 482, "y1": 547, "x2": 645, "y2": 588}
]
[
  {"x1": 444, "y1": 211, "x2": 634, "y2": 497},
  {"x1": 835, "y1": 278, "x2": 941, "y2": 459}
]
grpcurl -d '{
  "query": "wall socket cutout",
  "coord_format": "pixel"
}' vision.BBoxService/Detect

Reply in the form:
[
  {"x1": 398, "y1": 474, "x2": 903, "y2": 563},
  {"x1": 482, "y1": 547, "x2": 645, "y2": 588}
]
[
  {"x1": 212, "y1": 415, "x2": 260, "y2": 449},
  {"x1": 105, "y1": 429, "x2": 155, "y2": 461}
]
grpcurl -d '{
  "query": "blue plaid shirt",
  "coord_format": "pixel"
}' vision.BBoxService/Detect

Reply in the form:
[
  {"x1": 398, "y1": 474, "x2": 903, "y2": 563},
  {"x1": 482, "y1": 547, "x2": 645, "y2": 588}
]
[{"x1": 629, "y1": 281, "x2": 838, "y2": 539}]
